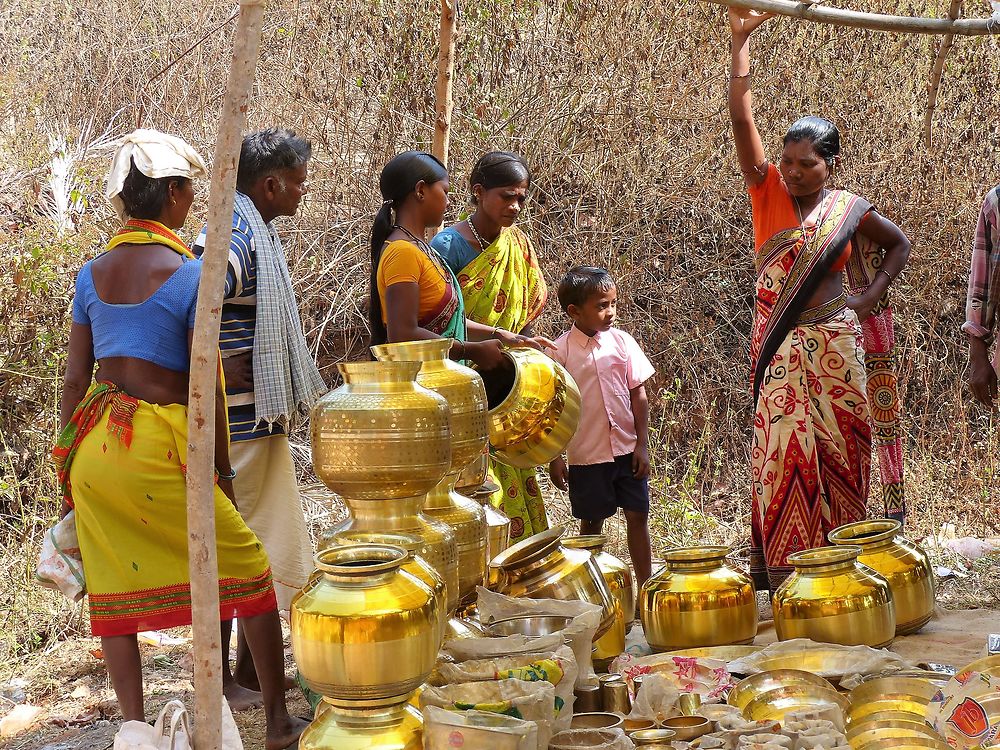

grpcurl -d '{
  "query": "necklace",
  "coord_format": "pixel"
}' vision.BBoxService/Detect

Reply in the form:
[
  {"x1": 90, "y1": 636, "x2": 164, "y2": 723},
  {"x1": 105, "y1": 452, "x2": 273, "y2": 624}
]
[
  {"x1": 392, "y1": 224, "x2": 451, "y2": 285},
  {"x1": 467, "y1": 214, "x2": 497, "y2": 249},
  {"x1": 793, "y1": 189, "x2": 827, "y2": 254}
]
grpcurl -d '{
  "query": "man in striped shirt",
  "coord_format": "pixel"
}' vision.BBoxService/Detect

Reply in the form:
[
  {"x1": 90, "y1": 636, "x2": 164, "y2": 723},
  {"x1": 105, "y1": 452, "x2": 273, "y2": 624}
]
[
  {"x1": 194, "y1": 128, "x2": 320, "y2": 707},
  {"x1": 964, "y1": 186, "x2": 1000, "y2": 405}
]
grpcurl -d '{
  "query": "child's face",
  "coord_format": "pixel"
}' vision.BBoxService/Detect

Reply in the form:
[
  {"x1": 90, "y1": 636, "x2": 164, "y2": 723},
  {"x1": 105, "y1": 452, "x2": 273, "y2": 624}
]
[{"x1": 569, "y1": 285, "x2": 617, "y2": 335}]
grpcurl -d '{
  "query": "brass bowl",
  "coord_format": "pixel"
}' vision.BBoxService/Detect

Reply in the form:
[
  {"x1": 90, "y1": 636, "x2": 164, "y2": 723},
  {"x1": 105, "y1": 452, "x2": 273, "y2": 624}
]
[
  {"x1": 488, "y1": 525, "x2": 619, "y2": 640},
  {"x1": 665, "y1": 645, "x2": 762, "y2": 662},
  {"x1": 482, "y1": 614, "x2": 574, "y2": 637},
  {"x1": 639, "y1": 546, "x2": 757, "y2": 651},
  {"x1": 660, "y1": 715, "x2": 713, "y2": 741},
  {"x1": 570, "y1": 712, "x2": 624, "y2": 729},
  {"x1": 848, "y1": 677, "x2": 935, "y2": 722},
  {"x1": 746, "y1": 645, "x2": 887, "y2": 679},
  {"x1": 773, "y1": 545, "x2": 896, "y2": 649},
  {"x1": 622, "y1": 718, "x2": 657, "y2": 734},
  {"x1": 958, "y1": 654, "x2": 1000, "y2": 677},
  {"x1": 740, "y1": 684, "x2": 851, "y2": 723},
  {"x1": 629, "y1": 728, "x2": 678, "y2": 745},
  {"x1": 728, "y1": 669, "x2": 836, "y2": 710},
  {"x1": 847, "y1": 719, "x2": 940, "y2": 746},
  {"x1": 479, "y1": 346, "x2": 581, "y2": 469},
  {"x1": 850, "y1": 710, "x2": 934, "y2": 729},
  {"x1": 829, "y1": 519, "x2": 936, "y2": 635}
]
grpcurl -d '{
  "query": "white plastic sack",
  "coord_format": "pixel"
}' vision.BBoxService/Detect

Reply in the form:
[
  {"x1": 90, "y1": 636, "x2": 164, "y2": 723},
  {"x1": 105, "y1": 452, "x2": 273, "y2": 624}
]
[
  {"x1": 112, "y1": 699, "x2": 242, "y2": 750},
  {"x1": 626, "y1": 671, "x2": 681, "y2": 724},
  {"x1": 35, "y1": 511, "x2": 86, "y2": 602},
  {"x1": 475, "y1": 587, "x2": 602, "y2": 687},
  {"x1": 419, "y1": 678, "x2": 554, "y2": 750},
  {"x1": 610, "y1": 652, "x2": 734, "y2": 701},
  {"x1": 549, "y1": 727, "x2": 636, "y2": 750},
  {"x1": 422, "y1": 706, "x2": 537, "y2": 750},
  {"x1": 433, "y1": 644, "x2": 577, "y2": 733}
]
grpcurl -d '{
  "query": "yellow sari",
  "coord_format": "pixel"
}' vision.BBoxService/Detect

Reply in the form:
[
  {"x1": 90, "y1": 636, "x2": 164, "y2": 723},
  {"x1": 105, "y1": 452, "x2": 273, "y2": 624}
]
[{"x1": 434, "y1": 225, "x2": 549, "y2": 543}]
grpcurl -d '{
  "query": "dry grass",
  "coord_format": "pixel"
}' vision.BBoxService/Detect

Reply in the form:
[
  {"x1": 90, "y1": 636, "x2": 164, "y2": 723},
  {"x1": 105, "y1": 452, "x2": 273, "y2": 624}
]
[{"x1": 2, "y1": 0, "x2": 1000, "y2": 666}]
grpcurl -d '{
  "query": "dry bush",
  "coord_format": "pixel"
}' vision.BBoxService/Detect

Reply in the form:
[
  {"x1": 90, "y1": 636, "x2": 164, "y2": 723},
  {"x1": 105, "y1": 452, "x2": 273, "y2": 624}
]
[{"x1": 2, "y1": 0, "x2": 999, "y2": 660}]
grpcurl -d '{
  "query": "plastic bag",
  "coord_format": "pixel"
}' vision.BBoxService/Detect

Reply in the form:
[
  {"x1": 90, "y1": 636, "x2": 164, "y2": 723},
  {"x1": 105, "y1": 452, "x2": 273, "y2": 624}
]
[
  {"x1": 626, "y1": 672, "x2": 680, "y2": 724},
  {"x1": 549, "y1": 727, "x2": 636, "y2": 750},
  {"x1": 611, "y1": 652, "x2": 734, "y2": 701},
  {"x1": 726, "y1": 639, "x2": 909, "y2": 681},
  {"x1": 475, "y1": 587, "x2": 602, "y2": 687},
  {"x1": 737, "y1": 734, "x2": 792, "y2": 748},
  {"x1": 433, "y1": 644, "x2": 577, "y2": 733},
  {"x1": 113, "y1": 699, "x2": 243, "y2": 750},
  {"x1": 419, "y1": 678, "x2": 555, "y2": 750},
  {"x1": 422, "y1": 706, "x2": 537, "y2": 750},
  {"x1": 35, "y1": 511, "x2": 86, "y2": 602}
]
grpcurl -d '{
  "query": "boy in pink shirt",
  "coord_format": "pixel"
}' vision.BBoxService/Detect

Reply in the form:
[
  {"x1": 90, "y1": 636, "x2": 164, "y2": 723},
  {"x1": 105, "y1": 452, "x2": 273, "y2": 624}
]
[{"x1": 548, "y1": 266, "x2": 655, "y2": 592}]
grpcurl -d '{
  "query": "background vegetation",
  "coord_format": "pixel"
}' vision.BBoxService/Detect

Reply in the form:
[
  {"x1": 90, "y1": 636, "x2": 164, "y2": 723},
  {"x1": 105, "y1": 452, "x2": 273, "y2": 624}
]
[{"x1": 2, "y1": 0, "x2": 999, "y2": 662}]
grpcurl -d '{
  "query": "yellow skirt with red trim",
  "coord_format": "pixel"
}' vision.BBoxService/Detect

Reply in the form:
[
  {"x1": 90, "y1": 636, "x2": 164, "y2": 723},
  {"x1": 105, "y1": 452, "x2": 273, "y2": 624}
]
[{"x1": 70, "y1": 394, "x2": 276, "y2": 636}]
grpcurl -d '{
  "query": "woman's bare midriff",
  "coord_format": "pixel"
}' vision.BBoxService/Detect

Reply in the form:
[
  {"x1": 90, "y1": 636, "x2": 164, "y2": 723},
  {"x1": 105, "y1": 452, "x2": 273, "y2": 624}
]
[
  {"x1": 95, "y1": 357, "x2": 190, "y2": 406},
  {"x1": 804, "y1": 271, "x2": 844, "y2": 311}
]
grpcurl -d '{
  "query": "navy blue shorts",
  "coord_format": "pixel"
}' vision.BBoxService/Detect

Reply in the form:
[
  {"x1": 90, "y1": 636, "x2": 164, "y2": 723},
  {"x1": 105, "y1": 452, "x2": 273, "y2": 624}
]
[{"x1": 568, "y1": 453, "x2": 649, "y2": 521}]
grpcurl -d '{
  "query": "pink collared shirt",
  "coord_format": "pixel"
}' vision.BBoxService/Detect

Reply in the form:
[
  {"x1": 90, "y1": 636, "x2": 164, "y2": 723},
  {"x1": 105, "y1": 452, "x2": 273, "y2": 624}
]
[{"x1": 550, "y1": 325, "x2": 655, "y2": 466}]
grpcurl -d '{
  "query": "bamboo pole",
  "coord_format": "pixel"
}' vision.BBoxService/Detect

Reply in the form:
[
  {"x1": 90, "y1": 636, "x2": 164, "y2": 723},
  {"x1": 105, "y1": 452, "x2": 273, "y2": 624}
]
[
  {"x1": 186, "y1": 1, "x2": 264, "y2": 747},
  {"x1": 702, "y1": 0, "x2": 999, "y2": 35},
  {"x1": 924, "y1": 0, "x2": 964, "y2": 146},
  {"x1": 431, "y1": 0, "x2": 458, "y2": 236}
]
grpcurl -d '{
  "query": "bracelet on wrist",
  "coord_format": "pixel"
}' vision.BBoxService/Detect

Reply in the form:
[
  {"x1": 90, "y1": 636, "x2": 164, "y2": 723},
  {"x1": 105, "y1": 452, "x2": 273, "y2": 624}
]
[
  {"x1": 217, "y1": 466, "x2": 237, "y2": 481},
  {"x1": 877, "y1": 268, "x2": 893, "y2": 284}
]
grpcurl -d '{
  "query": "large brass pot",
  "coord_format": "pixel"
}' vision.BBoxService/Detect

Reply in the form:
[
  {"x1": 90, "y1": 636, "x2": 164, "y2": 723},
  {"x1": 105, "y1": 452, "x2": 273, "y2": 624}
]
[
  {"x1": 373, "y1": 339, "x2": 489, "y2": 605},
  {"x1": 828, "y1": 519, "x2": 935, "y2": 635},
  {"x1": 563, "y1": 534, "x2": 635, "y2": 662},
  {"x1": 773, "y1": 545, "x2": 895, "y2": 648},
  {"x1": 311, "y1": 361, "x2": 451, "y2": 500},
  {"x1": 487, "y1": 525, "x2": 619, "y2": 639},
  {"x1": 291, "y1": 544, "x2": 441, "y2": 705},
  {"x1": 478, "y1": 346, "x2": 581, "y2": 469},
  {"x1": 302, "y1": 699, "x2": 423, "y2": 750},
  {"x1": 639, "y1": 546, "x2": 757, "y2": 652},
  {"x1": 328, "y1": 493, "x2": 459, "y2": 614}
]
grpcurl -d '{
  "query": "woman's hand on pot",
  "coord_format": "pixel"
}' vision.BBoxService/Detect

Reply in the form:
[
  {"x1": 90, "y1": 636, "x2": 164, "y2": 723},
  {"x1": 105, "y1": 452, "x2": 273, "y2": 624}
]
[
  {"x1": 496, "y1": 329, "x2": 557, "y2": 351},
  {"x1": 466, "y1": 339, "x2": 508, "y2": 370}
]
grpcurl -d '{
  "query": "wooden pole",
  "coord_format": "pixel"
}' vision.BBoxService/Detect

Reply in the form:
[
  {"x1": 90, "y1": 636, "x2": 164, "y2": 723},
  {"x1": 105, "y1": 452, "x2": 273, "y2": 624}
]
[
  {"x1": 924, "y1": 0, "x2": 964, "y2": 146},
  {"x1": 431, "y1": 0, "x2": 457, "y2": 236},
  {"x1": 186, "y1": 1, "x2": 264, "y2": 747},
  {"x1": 702, "y1": 0, "x2": 999, "y2": 35}
]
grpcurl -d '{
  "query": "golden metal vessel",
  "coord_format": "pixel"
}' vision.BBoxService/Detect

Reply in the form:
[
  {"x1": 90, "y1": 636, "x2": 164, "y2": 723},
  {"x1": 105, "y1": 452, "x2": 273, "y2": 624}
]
[
  {"x1": 571, "y1": 712, "x2": 624, "y2": 729},
  {"x1": 373, "y1": 339, "x2": 490, "y2": 605},
  {"x1": 630, "y1": 728, "x2": 678, "y2": 745},
  {"x1": 311, "y1": 361, "x2": 451, "y2": 500},
  {"x1": 853, "y1": 739, "x2": 950, "y2": 750},
  {"x1": 958, "y1": 655, "x2": 1000, "y2": 677},
  {"x1": 847, "y1": 677, "x2": 935, "y2": 723},
  {"x1": 660, "y1": 716, "x2": 713, "y2": 741},
  {"x1": 829, "y1": 519, "x2": 935, "y2": 635},
  {"x1": 847, "y1": 719, "x2": 940, "y2": 747},
  {"x1": 291, "y1": 544, "x2": 441, "y2": 705},
  {"x1": 773, "y1": 545, "x2": 896, "y2": 648},
  {"x1": 639, "y1": 546, "x2": 757, "y2": 651},
  {"x1": 563, "y1": 534, "x2": 635, "y2": 663},
  {"x1": 328, "y1": 493, "x2": 459, "y2": 614},
  {"x1": 479, "y1": 346, "x2": 581, "y2": 469},
  {"x1": 487, "y1": 525, "x2": 620, "y2": 640},
  {"x1": 728, "y1": 670, "x2": 836, "y2": 710},
  {"x1": 444, "y1": 615, "x2": 487, "y2": 640},
  {"x1": 740, "y1": 684, "x2": 851, "y2": 722},
  {"x1": 461, "y1": 482, "x2": 512, "y2": 565},
  {"x1": 301, "y1": 699, "x2": 423, "y2": 750}
]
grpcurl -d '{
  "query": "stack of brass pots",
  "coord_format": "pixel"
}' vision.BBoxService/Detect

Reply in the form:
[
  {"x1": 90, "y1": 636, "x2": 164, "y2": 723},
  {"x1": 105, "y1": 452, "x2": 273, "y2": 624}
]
[
  {"x1": 292, "y1": 544, "x2": 442, "y2": 749},
  {"x1": 639, "y1": 546, "x2": 757, "y2": 652},
  {"x1": 846, "y1": 676, "x2": 943, "y2": 749},
  {"x1": 828, "y1": 519, "x2": 935, "y2": 635},
  {"x1": 487, "y1": 525, "x2": 620, "y2": 639},
  {"x1": 311, "y1": 361, "x2": 460, "y2": 613},
  {"x1": 773, "y1": 545, "x2": 895, "y2": 648},
  {"x1": 478, "y1": 346, "x2": 582, "y2": 469},
  {"x1": 563, "y1": 535, "x2": 635, "y2": 665},
  {"x1": 373, "y1": 339, "x2": 489, "y2": 606}
]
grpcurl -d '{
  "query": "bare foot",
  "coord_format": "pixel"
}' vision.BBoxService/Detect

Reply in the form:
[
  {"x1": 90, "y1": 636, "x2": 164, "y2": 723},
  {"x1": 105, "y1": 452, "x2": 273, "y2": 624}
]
[
  {"x1": 265, "y1": 715, "x2": 309, "y2": 750},
  {"x1": 223, "y1": 680, "x2": 263, "y2": 712},
  {"x1": 238, "y1": 672, "x2": 297, "y2": 693}
]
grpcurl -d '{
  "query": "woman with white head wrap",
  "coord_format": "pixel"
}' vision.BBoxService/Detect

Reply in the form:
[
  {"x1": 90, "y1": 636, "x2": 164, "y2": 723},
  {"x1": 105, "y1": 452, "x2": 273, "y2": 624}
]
[{"x1": 53, "y1": 130, "x2": 306, "y2": 748}]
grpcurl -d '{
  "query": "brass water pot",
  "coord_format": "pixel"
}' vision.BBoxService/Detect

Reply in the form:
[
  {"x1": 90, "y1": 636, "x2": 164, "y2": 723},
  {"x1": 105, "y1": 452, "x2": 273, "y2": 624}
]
[
  {"x1": 479, "y1": 346, "x2": 582, "y2": 469},
  {"x1": 639, "y1": 546, "x2": 757, "y2": 652},
  {"x1": 487, "y1": 525, "x2": 619, "y2": 639},
  {"x1": 828, "y1": 519, "x2": 935, "y2": 635},
  {"x1": 311, "y1": 361, "x2": 451, "y2": 500},
  {"x1": 291, "y1": 544, "x2": 441, "y2": 705},
  {"x1": 773, "y1": 545, "x2": 895, "y2": 648},
  {"x1": 461, "y1": 482, "x2": 512, "y2": 566},
  {"x1": 563, "y1": 534, "x2": 635, "y2": 661},
  {"x1": 373, "y1": 339, "x2": 489, "y2": 605},
  {"x1": 302, "y1": 698, "x2": 423, "y2": 749}
]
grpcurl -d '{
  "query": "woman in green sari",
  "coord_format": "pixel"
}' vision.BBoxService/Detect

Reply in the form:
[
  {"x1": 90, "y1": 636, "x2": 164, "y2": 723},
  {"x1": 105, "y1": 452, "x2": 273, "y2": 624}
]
[{"x1": 431, "y1": 151, "x2": 550, "y2": 543}]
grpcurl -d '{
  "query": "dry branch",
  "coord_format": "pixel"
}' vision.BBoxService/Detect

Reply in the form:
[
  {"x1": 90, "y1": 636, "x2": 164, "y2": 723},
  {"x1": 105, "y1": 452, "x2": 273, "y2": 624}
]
[
  {"x1": 431, "y1": 0, "x2": 457, "y2": 235},
  {"x1": 924, "y1": 0, "x2": 964, "y2": 146},
  {"x1": 186, "y1": 1, "x2": 264, "y2": 747},
  {"x1": 703, "y1": 0, "x2": 998, "y2": 35}
]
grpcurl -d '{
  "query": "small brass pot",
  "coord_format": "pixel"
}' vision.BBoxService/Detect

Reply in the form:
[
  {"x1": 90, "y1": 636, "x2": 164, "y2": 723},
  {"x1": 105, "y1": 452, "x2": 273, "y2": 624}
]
[
  {"x1": 478, "y1": 346, "x2": 581, "y2": 469},
  {"x1": 301, "y1": 698, "x2": 423, "y2": 750},
  {"x1": 773, "y1": 545, "x2": 896, "y2": 648},
  {"x1": 570, "y1": 712, "x2": 624, "y2": 729},
  {"x1": 564, "y1": 534, "x2": 636, "y2": 654},
  {"x1": 828, "y1": 518, "x2": 935, "y2": 636},
  {"x1": 660, "y1": 715, "x2": 713, "y2": 741},
  {"x1": 373, "y1": 340, "x2": 490, "y2": 604},
  {"x1": 630, "y1": 728, "x2": 678, "y2": 745},
  {"x1": 639, "y1": 546, "x2": 757, "y2": 651},
  {"x1": 291, "y1": 544, "x2": 441, "y2": 705},
  {"x1": 487, "y1": 525, "x2": 619, "y2": 640}
]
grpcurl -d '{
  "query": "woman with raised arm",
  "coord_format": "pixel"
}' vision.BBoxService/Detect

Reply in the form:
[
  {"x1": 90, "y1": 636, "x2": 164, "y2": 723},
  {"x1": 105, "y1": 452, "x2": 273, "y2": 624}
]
[{"x1": 727, "y1": 10, "x2": 911, "y2": 591}]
